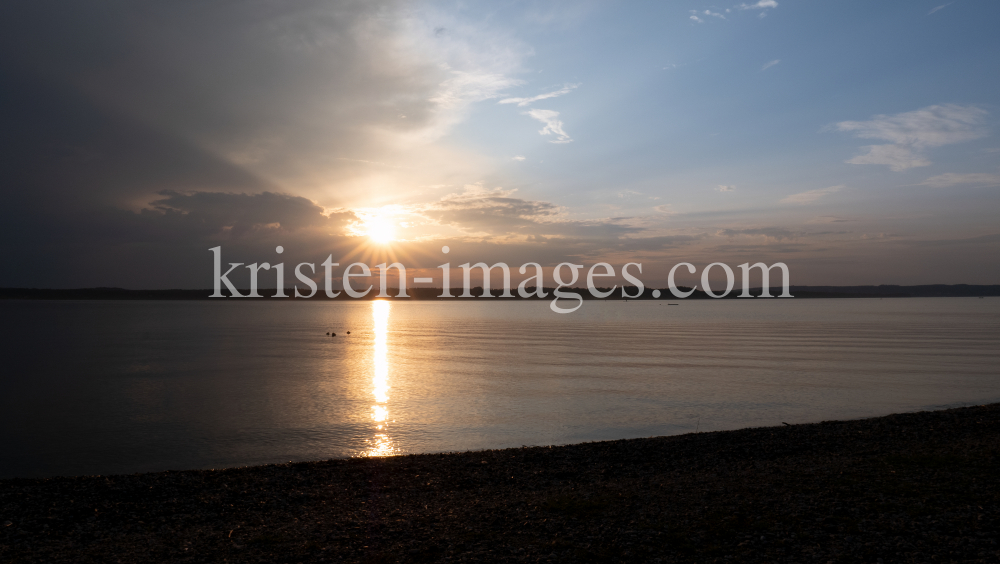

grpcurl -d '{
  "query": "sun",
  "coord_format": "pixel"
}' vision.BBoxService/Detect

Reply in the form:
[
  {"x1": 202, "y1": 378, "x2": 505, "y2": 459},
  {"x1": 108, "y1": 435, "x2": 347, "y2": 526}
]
[{"x1": 363, "y1": 213, "x2": 396, "y2": 244}]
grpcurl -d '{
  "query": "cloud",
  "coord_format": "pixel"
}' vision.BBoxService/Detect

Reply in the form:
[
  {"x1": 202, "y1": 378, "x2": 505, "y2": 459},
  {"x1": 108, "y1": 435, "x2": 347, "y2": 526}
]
[
  {"x1": 846, "y1": 145, "x2": 931, "y2": 171},
  {"x1": 525, "y1": 109, "x2": 573, "y2": 143},
  {"x1": 416, "y1": 185, "x2": 643, "y2": 240},
  {"x1": 0, "y1": 1, "x2": 532, "y2": 202},
  {"x1": 0, "y1": 1, "x2": 541, "y2": 287},
  {"x1": 430, "y1": 70, "x2": 524, "y2": 122},
  {"x1": 860, "y1": 233, "x2": 891, "y2": 240},
  {"x1": 501, "y1": 84, "x2": 578, "y2": 144},
  {"x1": 761, "y1": 59, "x2": 780, "y2": 71},
  {"x1": 512, "y1": 155, "x2": 526, "y2": 161},
  {"x1": 141, "y1": 191, "x2": 359, "y2": 239},
  {"x1": 690, "y1": 10, "x2": 724, "y2": 21},
  {"x1": 898, "y1": 232, "x2": 1000, "y2": 248},
  {"x1": 499, "y1": 84, "x2": 580, "y2": 107},
  {"x1": 716, "y1": 185, "x2": 736, "y2": 192},
  {"x1": 424, "y1": 185, "x2": 556, "y2": 228},
  {"x1": 810, "y1": 216, "x2": 858, "y2": 224},
  {"x1": 832, "y1": 104, "x2": 989, "y2": 171},
  {"x1": 654, "y1": 204, "x2": 675, "y2": 214},
  {"x1": 0, "y1": 186, "x2": 364, "y2": 288},
  {"x1": 928, "y1": 2, "x2": 954, "y2": 15},
  {"x1": 834, "y1": 104, "x2": 987, "y2": 146},
  {"x1": 739, "y1": 0, "x2": 778, "y2": 10},
  {"x1": 780, "y1": 185, "x2": 843, "y2": 204},
  {"x1": 718, "y1": 227, "x2": 795, "y2": 241},
  {"x1": 612, "y1": 234, "x2": 702, "y2": 251},
  {"x1": 780, "y1": 185, "x2": 844, "y2": 204},
  {"x1": 918, "y1": 173, "x2": 1000, "y2": 188}
]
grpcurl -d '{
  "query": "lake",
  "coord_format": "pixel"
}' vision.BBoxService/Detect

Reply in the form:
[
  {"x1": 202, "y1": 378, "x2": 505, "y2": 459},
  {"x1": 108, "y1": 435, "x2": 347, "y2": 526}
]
[{"x1": 1, "y1": 297, "x2": 999, "y2": 478}]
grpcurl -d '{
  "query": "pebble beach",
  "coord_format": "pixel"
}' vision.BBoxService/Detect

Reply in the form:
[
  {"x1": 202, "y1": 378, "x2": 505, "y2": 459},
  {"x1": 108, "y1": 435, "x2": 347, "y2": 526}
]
[{"x1": 2, "y1": 403, "x2": 998, "y2": 563}]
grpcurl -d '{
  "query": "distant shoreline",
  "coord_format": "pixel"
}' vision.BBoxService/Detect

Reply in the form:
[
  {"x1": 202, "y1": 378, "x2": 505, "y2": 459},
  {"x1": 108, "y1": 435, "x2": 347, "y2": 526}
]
[
  {"x1": 2, "y1": 284, "x2": 998, "y2": 301},
  {"x1": 2, "y1": 403, "x2": 997, "y2": 562}
]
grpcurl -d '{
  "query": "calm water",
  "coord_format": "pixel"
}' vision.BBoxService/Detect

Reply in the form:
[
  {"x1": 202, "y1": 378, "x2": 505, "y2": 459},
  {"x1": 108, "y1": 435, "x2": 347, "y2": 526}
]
[{"x1": 1, "y1": 298, "x2": 999, "y2": 478}]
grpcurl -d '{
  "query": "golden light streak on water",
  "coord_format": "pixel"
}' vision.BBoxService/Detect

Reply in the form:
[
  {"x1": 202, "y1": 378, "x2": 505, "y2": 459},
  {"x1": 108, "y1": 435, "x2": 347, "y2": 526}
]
[
  {"x1": 363, "y1": 300, "x2": 397, "y2": 457},
  {"x1": 373, "y1": 300, "x2": 390, "y2": 404}
]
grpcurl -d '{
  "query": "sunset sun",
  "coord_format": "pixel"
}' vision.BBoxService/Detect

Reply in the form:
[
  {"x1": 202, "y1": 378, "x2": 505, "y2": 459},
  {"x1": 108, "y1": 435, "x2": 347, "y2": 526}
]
[{"x1": 364, "y1": 213, "x2": 396, "y2": 244}]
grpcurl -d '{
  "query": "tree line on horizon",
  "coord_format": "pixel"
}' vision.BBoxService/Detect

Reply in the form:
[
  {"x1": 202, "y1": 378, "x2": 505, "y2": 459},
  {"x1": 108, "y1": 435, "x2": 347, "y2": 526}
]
[{"x1": 2, "y1": 285, "x2": 999, "y2": 300}]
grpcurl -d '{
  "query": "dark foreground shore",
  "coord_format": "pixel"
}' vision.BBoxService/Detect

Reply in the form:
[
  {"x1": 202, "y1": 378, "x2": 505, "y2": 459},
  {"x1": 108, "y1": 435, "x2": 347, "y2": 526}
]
[{"x1": 2, "y1": 405, "x2": 998, "y2": 563}]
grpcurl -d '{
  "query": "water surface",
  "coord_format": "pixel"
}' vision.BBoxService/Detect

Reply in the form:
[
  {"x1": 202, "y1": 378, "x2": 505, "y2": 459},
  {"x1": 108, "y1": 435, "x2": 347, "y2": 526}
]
[{"x1": 1, "y1": 298, "x2": 998, "y2": 478}]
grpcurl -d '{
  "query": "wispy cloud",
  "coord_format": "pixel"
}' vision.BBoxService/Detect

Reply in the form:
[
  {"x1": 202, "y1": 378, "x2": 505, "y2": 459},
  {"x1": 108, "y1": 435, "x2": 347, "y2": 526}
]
[
  {"x1": 810, "y1": 216, "x2": 858, "y2": 224},
  {"x1": 499, "y1": 84, "x2": 580, "y2": 107},
  {"x1": 717, "y1": 185, "x2": 736, "y2": 192},
  {"x1": 898, "y1": 232, "x2": 1000, "y2": 248},
  {"x1": 525, "y1": 109, "x2": 572, "y2": 143},
  {"x1": 780, "y1": 185, "x2": 843, "y2": 204},
  {"x1": 860, "y1": 233, "x2": 892, "y2": 241},
  {"x1": 512, "y1": 155, "x2": 526, "y2": 162},
  {"x1": 918, "y1": 173, "x2": 1000, "y2": 188},
  {"x1": 928, "y1": 2, "x2": 954, "y2": 15},
  {"x1": 739, "y1": 0, "x2": 778, "y2": 10},
  {"x1": 761, "y1": 59, "x2": 780, "y2": 71},
  {"x1": 431, "y1": 71, "x2": 523, "y2": 113},
  {"x1": 501, "y1": 84, "x2": 578, "y2": 144},
  {"x1": 844, "y1": 144, "x2": 931, "y2": 171},
  {"x1": 416, "y1": 184, "x2": 644, "y2": 241},
  {"x1": 690, "y1": 10, "x2": 725, "y2": 21},
  {"x1": 393, "y1": 9, "x2": 532, "y2": 143},
  {"x1": 831, "y1": 104, "x2": 988, "y2": 171},
  {"x1": 718, "y1": 226, "x2": 795, "y2": 241}
]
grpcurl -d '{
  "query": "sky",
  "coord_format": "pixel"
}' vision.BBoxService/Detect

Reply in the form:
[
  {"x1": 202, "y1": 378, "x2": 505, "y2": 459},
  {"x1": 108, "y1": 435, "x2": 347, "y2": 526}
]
[{"x1": 1, "y1": 0, "x2": 999, "y2": 290}]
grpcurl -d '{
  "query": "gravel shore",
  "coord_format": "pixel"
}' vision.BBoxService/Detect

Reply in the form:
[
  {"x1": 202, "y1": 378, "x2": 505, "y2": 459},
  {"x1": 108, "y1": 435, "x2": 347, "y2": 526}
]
[{"x1": 2, "y1": 404, "x2": 998, "y2": 563}]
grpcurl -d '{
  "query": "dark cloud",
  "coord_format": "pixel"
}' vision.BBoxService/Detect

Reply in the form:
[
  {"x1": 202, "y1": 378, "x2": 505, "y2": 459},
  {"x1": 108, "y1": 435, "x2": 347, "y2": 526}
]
[
  {"x1": 0, "y1": 0, "x2": 447, "y2": 288},
  {"x1": 898, "y1": 232, "x2": 1000, "y2": 248},
  {"x1": 150, "y1": 191, "x2": 355, "y2": 238},
  {"x1": 717, "y1": 227, "x2": 798, "y2": 241},
  {"x1": 0, "y1": 71, "x2": 274, "y2": 208},
  {"x1": 0, "y1": 0, "x2": 436, "y2": 181},
  {"x1": 420, "y1": 188, "x2": 646, "y2": 240},
  {"x1": 610, "y1": 235, "x2": 704, "y2": 251},
  {"x1": 424, "y1": 191, "x2": 560, "y2": 232}
]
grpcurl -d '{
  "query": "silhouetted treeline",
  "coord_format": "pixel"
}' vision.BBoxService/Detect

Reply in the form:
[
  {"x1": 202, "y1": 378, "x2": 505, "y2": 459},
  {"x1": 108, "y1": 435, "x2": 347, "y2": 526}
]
[{"x1": 2, "y1": 285, "x2": 999, "y2": 300}]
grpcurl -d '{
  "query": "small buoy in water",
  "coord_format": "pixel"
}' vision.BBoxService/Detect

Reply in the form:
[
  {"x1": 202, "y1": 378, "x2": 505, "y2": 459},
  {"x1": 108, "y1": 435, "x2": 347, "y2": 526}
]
[
  {"x1": 331, "y1": 332, "x2": 336, "y2": 337},
  {"x1": 347, "y1": 331, "x2": 351, "y2": 335},
  {"x1": 326, "y1": 332, "x2": 329, "y2": 335}
]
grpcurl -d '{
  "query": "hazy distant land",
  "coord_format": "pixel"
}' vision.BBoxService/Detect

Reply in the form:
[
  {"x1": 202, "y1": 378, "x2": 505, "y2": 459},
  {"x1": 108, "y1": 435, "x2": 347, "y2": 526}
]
[{"x1": 1, "y1": 284, "x2": 998, "y2": 300}]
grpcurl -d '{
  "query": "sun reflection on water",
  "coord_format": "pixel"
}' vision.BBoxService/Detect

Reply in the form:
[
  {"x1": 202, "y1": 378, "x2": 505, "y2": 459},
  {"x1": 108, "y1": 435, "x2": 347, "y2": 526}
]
[{"x1": 363, "y1": 300, "x2": 397, "y2": 457}]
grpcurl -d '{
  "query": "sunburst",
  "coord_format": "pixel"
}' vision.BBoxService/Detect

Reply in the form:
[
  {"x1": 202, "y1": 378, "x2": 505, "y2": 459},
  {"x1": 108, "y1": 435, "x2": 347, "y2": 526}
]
[{"x1": 362, "y1": 212, "x2": 396, "y2": 244}]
